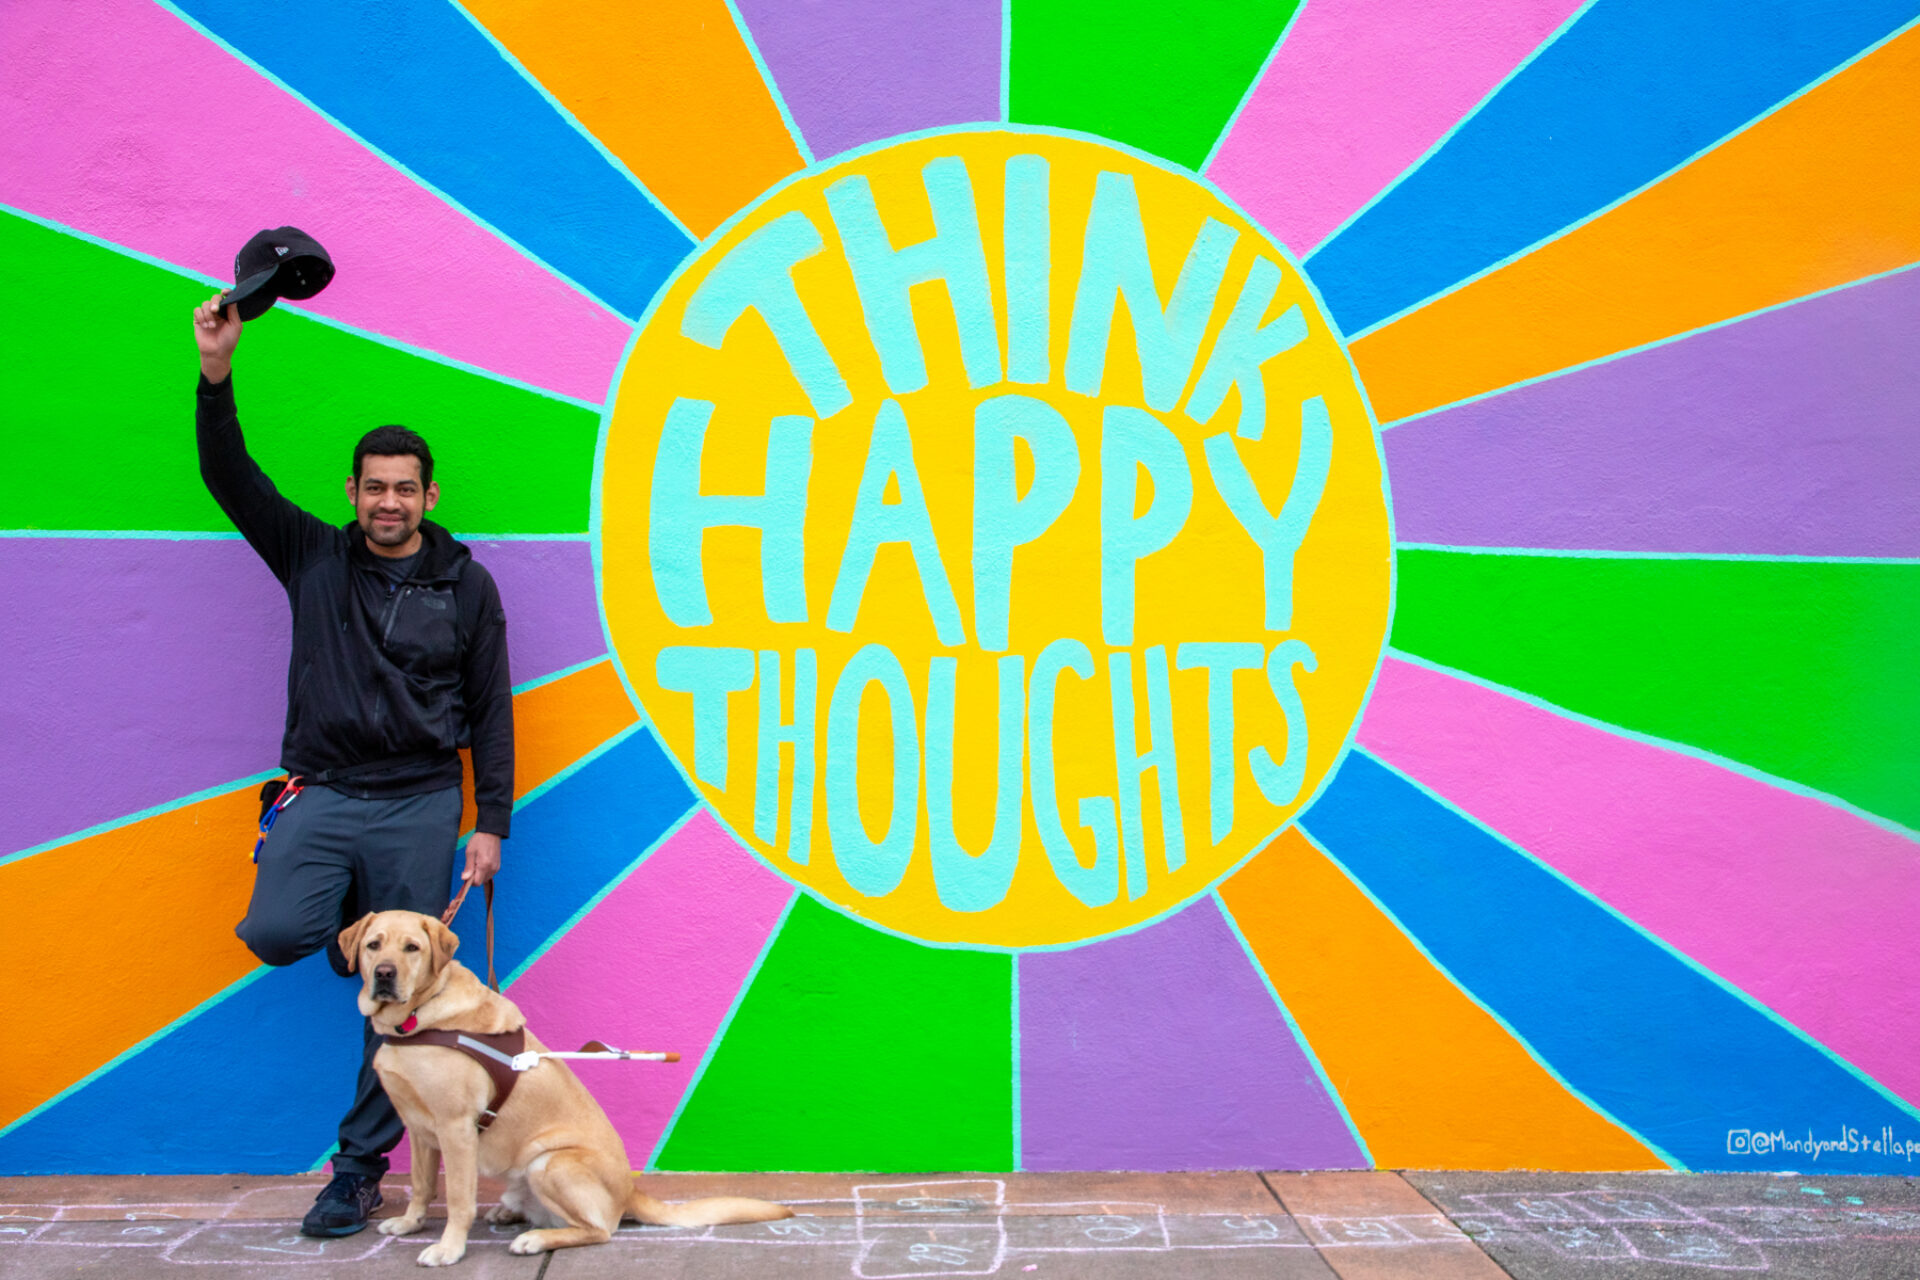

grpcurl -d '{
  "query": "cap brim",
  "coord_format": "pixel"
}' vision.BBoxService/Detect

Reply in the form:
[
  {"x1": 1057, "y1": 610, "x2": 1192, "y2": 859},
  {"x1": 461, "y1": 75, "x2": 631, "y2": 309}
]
[{"x1": 221, "y1": 268, "x2": 280, "y2": 321}]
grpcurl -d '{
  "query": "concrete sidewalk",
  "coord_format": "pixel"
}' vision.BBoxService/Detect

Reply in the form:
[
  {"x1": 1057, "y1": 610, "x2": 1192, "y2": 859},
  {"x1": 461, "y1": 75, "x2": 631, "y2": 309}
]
[{"x1": 2, "y1": 1169, "x2": 1916, "y2": 1278}]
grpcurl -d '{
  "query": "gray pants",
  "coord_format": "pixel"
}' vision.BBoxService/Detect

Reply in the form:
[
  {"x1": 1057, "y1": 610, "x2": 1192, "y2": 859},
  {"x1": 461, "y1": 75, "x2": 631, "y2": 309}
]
[{"x1": 236, "y1": 783, "x2": 462, "y2": 1180}]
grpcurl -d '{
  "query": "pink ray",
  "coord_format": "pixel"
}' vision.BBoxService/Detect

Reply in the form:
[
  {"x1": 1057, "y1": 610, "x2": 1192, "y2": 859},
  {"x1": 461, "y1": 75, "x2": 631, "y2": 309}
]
[
  {"x1": 1357, "y1": 655, "x2": 1920, "y2": 1108},
  {"x1": 0, "y1": 0, "x2": 631, "y2": 404},
  {"x1": 502, "y1": 811, "x2": 796, "y2": 1163},
  {"x1": 1209, "y1": 0, "x2": 1585, "y2": 255}
]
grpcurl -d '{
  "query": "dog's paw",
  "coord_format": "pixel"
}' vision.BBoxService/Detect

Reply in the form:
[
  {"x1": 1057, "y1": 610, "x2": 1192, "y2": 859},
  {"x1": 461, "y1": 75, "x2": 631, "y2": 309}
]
[
  {"x1": 508, "y1": 1231, "x2": 549, "y2": 1255},
  {"x1": 379, "y1": 1214, "x2": 426, "y2": 1237},
  {"x1": 415, "y1": 1239, "x2": 467, "y2": 1267},
  {"x1": 485, "y1": 1204, "x2": 524, "y2": 1225}
]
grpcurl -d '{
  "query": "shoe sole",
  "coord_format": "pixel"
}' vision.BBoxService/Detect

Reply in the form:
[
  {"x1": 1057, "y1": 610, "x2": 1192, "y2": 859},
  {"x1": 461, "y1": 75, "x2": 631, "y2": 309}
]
[{"x1": 299, "y1": 1216, "x2": 374, "y2": 1238}]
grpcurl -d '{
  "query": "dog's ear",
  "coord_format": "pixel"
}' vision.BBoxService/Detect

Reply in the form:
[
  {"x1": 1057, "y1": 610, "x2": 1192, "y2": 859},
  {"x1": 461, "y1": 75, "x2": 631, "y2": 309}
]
[
  {"x1": 426, "y1": 916, "x2": 459, "y2": 973},
  {"x1": 337, "y1": 914, "x2": 375, "y2": 975}
]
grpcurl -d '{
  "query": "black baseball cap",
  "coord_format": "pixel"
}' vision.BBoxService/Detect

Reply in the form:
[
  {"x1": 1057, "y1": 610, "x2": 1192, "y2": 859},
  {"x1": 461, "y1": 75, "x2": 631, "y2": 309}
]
[{"x1": 220, "y1": 226, "x2": 334, "y2": 320}]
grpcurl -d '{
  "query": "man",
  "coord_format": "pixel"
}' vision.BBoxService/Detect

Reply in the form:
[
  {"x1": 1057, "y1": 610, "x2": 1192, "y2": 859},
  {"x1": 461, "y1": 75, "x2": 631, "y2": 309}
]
[{"x1": 192, "y1": 293, "x2": 514, "y2": 1237}]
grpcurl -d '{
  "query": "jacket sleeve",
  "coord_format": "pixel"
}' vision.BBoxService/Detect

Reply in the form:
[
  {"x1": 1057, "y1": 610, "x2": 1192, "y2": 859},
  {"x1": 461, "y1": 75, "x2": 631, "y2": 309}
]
[
  {"x1": 461, "y1": 564, "x2": 516, "y2": 838},
  {"x1": 196, "y1": 374, "x2": 334, "y2": 585}
]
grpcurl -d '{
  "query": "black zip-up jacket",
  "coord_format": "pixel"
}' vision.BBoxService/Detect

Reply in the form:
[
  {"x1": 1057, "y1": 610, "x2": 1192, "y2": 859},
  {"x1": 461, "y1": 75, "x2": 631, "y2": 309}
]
[{"x1": 197, "y1": 374, "x2": 514, "y2": 836}]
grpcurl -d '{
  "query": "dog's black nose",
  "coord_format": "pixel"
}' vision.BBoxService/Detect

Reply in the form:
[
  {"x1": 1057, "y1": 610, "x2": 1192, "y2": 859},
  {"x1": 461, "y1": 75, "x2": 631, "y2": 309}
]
[{"x1": 374, "y1": 962, "x2": 397, "y2": 979}]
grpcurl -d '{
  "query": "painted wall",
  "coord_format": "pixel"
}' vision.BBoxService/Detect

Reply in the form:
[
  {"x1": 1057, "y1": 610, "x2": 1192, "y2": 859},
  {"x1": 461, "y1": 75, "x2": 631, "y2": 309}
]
[{"x1": 3, "y1": 0, "x2": 1917, "y2": 1177}]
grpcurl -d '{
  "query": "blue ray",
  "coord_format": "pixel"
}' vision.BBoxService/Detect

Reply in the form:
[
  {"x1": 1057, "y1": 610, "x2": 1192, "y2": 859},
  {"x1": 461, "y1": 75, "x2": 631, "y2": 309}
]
[
  {"x1": 166, "y1": 0, "x2": 692, "y2": 319},
  {"x1": 1305, "y1": 0, "x2": 1920, "y2": 338},
  {"x1": 1298, "y1": 750, "x2": 1919, "y2": 1173},
  {"x1": 0, "y1": 728, "x2": 693, "y2": 1173}
]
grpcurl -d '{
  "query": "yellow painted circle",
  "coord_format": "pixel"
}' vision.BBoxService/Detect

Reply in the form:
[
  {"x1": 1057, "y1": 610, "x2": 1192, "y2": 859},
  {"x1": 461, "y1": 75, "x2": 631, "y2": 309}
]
[{"x1": 598, "y1": 129, "x2": 1391, "y2": 948}]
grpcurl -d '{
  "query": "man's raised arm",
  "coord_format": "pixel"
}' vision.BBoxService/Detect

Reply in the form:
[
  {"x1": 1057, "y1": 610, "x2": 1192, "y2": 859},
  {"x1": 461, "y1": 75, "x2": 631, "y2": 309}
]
[{"x1": 192, "y1": 294, "x2": 331, "y2": 585}]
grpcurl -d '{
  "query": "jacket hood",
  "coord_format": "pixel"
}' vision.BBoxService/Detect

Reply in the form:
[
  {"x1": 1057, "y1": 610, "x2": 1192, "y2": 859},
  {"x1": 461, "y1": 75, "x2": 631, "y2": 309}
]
[{"x1": 344, "y1": 518, "x2": 471, "y2": 582}]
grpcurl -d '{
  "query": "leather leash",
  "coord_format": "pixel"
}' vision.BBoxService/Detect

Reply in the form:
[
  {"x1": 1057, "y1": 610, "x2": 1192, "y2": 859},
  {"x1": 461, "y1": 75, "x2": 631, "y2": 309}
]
[{"x1": 440, "y1": 878, "x2": 497, "y2": 992}]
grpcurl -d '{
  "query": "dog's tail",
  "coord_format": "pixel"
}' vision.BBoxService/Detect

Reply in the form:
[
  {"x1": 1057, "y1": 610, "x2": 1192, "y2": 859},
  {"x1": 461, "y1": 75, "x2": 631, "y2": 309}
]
[{"x1": 629, "y1": 1186, "x2": 794, "y2": 1227}]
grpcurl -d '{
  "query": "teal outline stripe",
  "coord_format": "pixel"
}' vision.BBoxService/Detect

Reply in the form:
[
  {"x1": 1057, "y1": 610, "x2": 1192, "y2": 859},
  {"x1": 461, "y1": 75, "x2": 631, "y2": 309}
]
[
  {"x1": 1009, "y1": 952, "x2": 1023, "y2": 1171},
  {"x1": 644, "y1": 888, "x2": 802, "y2": 1170},
  {"x1": 1346, "y1": 746, "x2": 1920, "y2": 1127},
  {"x1": 0, "y1": 770, "x2": 277, "y2": 871},
  {"x1": 1212, "y1": 891, "x2": 1374, "y2": 1169},
  {"x1": 0, "y1": 199, "x2": 609, "y2": 413},
  {"x1": 511, "y1": 653, "x2": 610, "y2": 697},
  {"x1": 1, "y1": 530, "x2": 593, "y2": 541},
  {"x1": 442, "y1": 0, "x2": 696, "y2": 244},
  {"x1": 1395, "y1": 543, "x2": 1920, "y2": 566},
  {"x1": 1289, "y1": 821, "x2": 1682, "y2": 1170},
  {"x1": 722, "y1": 0, "x2": 814, "y2": 165},
  {"x1": 999, "y1": 0, "x2": 1013, "y2": 122},
  {"x1": 498, "y1": 802, "x2": 700, "y2": 990},
  {"x1": 1301, "y1": 0, "x2": 1604, "y2": 257},
  {"x1": 0, "y1": 966, "x2": 277, "y2": 1144},
  {"x1": 146, "y1": 0, "x2": 640, "y2": 324},
  {"x1": 1380, "y1": 258, "x2": 1920, "y2": 428},
  {"x1": 1338, "y1": 12, "x2": 1920, "y2": 343},
  {"x1": 1380, "y1": 647, "x2": 1920, "y2": 843},
  {"x1": 1197, "y1": 0, "x2": 1312, "y2": 174},
  {"x1": 3, "y1": 656, "x2": 627, "y2": 869}
]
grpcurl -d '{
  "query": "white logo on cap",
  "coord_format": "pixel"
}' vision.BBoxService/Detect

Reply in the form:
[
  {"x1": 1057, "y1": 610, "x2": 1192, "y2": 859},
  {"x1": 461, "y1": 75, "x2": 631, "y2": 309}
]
[{"x1": 274, "y1": 245, "x2": 289, "y2": 256}]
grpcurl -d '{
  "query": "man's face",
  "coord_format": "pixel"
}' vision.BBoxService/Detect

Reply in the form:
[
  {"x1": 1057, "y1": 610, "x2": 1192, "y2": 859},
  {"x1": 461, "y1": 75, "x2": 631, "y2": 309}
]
[{"x1": 347, "y1": 454, "x2": 439, "y2": 557}]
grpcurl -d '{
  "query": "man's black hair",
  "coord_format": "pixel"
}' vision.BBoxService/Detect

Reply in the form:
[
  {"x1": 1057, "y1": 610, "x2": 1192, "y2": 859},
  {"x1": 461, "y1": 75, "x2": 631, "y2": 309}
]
[{"x1": 353, "y1": 425, "x2": 434, "y2": 486}]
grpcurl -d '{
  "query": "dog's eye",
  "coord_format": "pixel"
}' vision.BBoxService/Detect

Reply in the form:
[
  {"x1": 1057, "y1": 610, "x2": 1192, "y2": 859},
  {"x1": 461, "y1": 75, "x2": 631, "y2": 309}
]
[
  {"x1": 404, "y1": 942, "x2": 421, "y2": 952},
  {"x1": 366, "y1": 940, "x2": 380, "y2": 951}
]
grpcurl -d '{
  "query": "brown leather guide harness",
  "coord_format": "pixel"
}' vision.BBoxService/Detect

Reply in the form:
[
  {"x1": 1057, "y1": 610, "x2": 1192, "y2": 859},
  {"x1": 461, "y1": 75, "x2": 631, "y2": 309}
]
[{"x1": 380, "y1": 1026, "x2": 527, "y2": 1131}]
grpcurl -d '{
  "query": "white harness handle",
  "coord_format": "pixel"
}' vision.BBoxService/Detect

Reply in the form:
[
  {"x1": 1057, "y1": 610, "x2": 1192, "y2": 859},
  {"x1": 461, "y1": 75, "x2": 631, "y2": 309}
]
[{"x1": 509, "y1": 1039, "x2": 680, "y2": 1073}]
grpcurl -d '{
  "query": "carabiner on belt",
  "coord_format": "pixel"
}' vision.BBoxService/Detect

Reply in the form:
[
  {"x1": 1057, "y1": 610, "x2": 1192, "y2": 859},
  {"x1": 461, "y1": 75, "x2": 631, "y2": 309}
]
[{"x1": 251, "y1": 776, "x2": 306, "y2": 863}]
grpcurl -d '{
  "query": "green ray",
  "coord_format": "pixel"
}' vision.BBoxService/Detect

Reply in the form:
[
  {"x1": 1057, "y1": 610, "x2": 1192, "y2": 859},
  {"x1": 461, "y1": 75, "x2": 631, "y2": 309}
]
[
  {"x1": 1009, "y1": 0, "x2": 1300, "y2": 169},
  {"x1": 1391, "y1": 550, "x2": 1920, "y2": 829},
  {"x1": 656, "y1": 896, "x2": 1014, "y2": 1171},
  {"x1": 2, "y1": 211, "x2": 598, "y2": 534}
]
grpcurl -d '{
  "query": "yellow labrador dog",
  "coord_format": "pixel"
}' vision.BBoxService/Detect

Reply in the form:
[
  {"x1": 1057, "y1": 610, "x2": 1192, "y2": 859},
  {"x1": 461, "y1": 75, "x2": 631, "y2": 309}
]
[{"x1": 339, "y1": 909, "x2": 792, "y2": 1266}]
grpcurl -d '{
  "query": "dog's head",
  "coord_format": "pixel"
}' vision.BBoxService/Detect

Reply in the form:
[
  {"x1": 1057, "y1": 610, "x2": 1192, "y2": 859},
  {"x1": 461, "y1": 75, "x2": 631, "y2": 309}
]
[{"x1": 338, "y1": 910, "x2": 459, "y2": 1019}]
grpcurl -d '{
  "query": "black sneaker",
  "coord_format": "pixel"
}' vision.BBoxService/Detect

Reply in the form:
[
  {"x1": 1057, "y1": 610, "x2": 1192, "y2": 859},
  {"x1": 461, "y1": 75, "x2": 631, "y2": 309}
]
[{"x1": 300, "y1": 1171, "x2": 382, "y2": 1237}]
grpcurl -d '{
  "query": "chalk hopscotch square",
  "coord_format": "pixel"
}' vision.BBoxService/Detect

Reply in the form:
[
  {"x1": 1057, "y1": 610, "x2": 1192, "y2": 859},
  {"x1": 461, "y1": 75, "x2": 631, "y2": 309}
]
[
  {"x1": 1615, "y1": 1222, "x2": 1767, "y2": 1270},
  {"x1": 168, "y1": 1221, "x2": 386, "y2": 1264},
  {"x1": 1000, "y1": 1202, "x2": 1169, "y2": 1251},
  {"x1": 0, "y1": 1209, "x2": 56, "y2": 1244},
  {"x1": 856, "y1": 1223, "x2": 1004, "y2": 1278},
  {"x1": 854, "y1": 1181, "x2": 1005, "y2": 1278},
  {"x1": 30, "y1": 1218, "x2": 201, "y2": 1248}
]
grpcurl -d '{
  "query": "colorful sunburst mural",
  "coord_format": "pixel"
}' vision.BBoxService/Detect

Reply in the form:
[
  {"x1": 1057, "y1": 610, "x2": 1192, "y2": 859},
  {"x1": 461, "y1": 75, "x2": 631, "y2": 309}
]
[{"x1": 4, "y1": 0, "x2": 1917, "y2": 1176}]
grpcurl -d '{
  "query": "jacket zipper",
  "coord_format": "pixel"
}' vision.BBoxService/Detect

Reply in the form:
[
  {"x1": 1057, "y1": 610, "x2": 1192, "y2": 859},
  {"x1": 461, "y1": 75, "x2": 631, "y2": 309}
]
[{"x1": 379, "y1": 584, "x2": 412, "y2": 648}]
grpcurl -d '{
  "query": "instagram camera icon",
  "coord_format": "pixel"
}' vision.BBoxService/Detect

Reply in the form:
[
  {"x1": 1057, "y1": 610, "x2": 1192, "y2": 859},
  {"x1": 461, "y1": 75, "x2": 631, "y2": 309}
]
[{"x1": 1727, "y1": 1130, "x2": 1753, "y2": 1154}]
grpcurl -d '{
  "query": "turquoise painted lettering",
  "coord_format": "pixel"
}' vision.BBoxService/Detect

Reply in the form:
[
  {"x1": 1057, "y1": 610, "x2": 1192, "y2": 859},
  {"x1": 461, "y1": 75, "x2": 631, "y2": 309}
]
[
  {"x1": 655, "y1": 645, "x2": 754, "y2": 788},
  {"x1": 1174, "y1": 641, "x2": 1265, "y2": 844},
  {"x1": 1109, "y1": 646, "x2": 1185, "y2": 898},
  {"x1": 681, "y1": 210, "x2": 851, "y2": 419},
  {"x1": 1202, "y1": 396, "x2": 1332, "y2": 632},
  {"x1": 1029, "y1": 639, "x2": 1120, "y2": 908},
  {"x1": 755, "y1": 648, "x2": 817, "y2": 864},
  {"x1": 1004, "y1": 154, "x2": 1051, "y2": 384},
  {"x1": 973, "y1": 394, "x2": 1080, "y2": 653},
  {"x1": 825, "y1": 156, "x2": 1001, "y2": 393},
  {"x1": 1251, "y1": 639, "x2": 1316, "y2": 807},
  {"x1": 827, "y1": 399, "x2": 966, "y2": 644},
  {"x1": 1100, "y1": 405, "x2": 1193, "y2": 647},
  {"x1": 649, "y1": 399, "x2": 814, "y2": 627},
  {"x1": 927, "y1": 654, "x2": 1026, "y2": 912},
  {"x1": 1187, "y1": 257, "x2": 1307, "y2": 440},
  {"x1": 825, "y1": 644, "x2": 921, "y2": 898},
  {"x1": 1065, "y1": 171, "x2": 1238, "y2": 411}
]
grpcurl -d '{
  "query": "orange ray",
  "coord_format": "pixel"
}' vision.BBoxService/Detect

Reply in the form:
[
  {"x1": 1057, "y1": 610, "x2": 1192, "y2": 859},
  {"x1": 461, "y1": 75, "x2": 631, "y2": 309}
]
[
  {"x1": 1, "y1": 660, "x2": 637, "y2": 1128},
  {"x1": 460, "y1": 0, "x2": 806, "y2": 238},
  {"x1": 1349, "y1": 25, "x2": 1920, "y2": 423},
  {"x1": 1220, "y1": 828, "x2": 1664, "y2": 1170}
]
